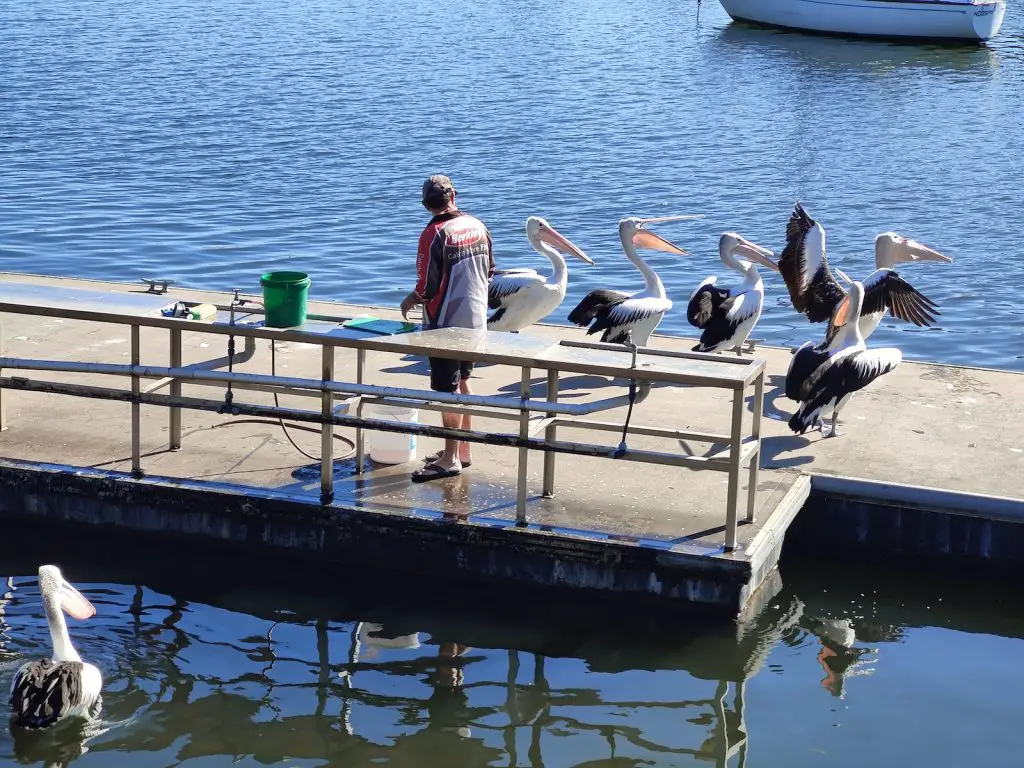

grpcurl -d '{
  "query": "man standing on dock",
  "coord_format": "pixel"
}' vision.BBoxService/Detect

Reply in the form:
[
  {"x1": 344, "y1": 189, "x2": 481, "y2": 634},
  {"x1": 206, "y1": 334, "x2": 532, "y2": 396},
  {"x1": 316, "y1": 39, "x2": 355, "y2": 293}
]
[{"x1": 401, "y1": 174, "x2": 494, "y2": 483}]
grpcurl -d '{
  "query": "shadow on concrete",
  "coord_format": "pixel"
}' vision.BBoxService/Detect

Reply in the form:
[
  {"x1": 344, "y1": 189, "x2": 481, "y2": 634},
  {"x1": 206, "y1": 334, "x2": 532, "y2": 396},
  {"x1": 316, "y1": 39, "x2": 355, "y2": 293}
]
[
  {"x1": 760, "y1": 435, "x2": 814, "y2": 469},
  {"x1": 496, "y1": 374, "x2": 620, "y2": 399},
  {"x1": 761, "y1": 375, "x2": 795, "y2": 424}
]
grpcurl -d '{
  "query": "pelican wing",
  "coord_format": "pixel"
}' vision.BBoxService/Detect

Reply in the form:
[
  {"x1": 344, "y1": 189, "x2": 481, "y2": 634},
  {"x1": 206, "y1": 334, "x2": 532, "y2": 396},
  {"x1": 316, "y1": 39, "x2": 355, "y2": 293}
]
[
  {"x1": 491, "y1": 267, "x2": 539, "y2": 277},
  {"x1": 859, "y1": 268, "x2": 940, "y2": 327},
  {"x1": 778, "y1": 203, "x2": 845, "y2": 323},
  {"x1": 605, "y1": 296, "x2": 671, "y2": 328},
  {"x1": 842, "y1": 347, "x2": 903, "y2": 391},
  {"x1": 787, "y1": 346, "x2": 900, "y2": 434},
  {"x1": 785, "y1": 340, "x2": 832, "y2": 402},
  {"x1": 488, "y1": 271, "x2": 545, "y2": 309},
  {"x1": 10, "y1": 659, "x2": 94, "y2": 729},
  {"x1": 686, "y1": 277, "x2": 730, "y2": 329},
  {"x1": 567, "y1": 288, "x2": 630, "y2": 327}
]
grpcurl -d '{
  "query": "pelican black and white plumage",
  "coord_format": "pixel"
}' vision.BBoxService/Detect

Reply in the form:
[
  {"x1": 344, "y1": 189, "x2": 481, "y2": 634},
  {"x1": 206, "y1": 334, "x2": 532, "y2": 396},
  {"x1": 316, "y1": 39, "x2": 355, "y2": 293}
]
[
  {"x1": 567, "y1": 215, "x2": 700, "y2": 346},
  {"x1": 779, "y1": 203, "x2": 950, "y2": 342},
  {"x1": 687, "y1": 232, "x2": 779, "y2": 355},
  {"x1": 786, "y1": 272, "x2": 902, "y2": 438},
  {"x1": 9, "y1": 565, "x2": 102, "y2": 730},
  {"x1": 487, "y1": 216, "x2": 594, "y2": 332}
]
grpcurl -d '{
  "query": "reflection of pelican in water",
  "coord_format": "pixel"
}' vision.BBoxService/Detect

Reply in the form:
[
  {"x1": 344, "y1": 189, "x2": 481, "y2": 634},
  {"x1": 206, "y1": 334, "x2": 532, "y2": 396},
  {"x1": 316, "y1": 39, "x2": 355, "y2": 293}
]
[
  {"x1": 1, "y1": 575, "x2": 15, "y2": 649},
  {"x1": 358, "y1": 621, "x2": 421, "y2": 652},
  {"x1": 803, "y1": 614, "x2": 902, "y2": 699}
]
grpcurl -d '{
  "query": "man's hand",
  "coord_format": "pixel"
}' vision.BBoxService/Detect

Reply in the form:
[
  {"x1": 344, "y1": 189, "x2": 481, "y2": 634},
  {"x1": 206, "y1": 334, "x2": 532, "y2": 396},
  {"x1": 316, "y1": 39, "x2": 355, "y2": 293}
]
[{"x1": 400, "y1": 292, "x2": 420, "y2": 320}]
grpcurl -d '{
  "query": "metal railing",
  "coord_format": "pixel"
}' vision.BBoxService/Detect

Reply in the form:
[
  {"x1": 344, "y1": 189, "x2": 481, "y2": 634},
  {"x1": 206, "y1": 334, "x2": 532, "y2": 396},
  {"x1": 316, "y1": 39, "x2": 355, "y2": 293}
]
[{"x1": 0, "y1": 283, "x2": 765, "y2": 550}]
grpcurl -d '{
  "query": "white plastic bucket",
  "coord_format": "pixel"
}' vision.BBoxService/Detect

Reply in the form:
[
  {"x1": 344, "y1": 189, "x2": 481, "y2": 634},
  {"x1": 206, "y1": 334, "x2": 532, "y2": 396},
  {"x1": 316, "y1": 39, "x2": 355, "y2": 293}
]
[{"x1": 363, "y1": 402, "x2": 419, "y2": 464}]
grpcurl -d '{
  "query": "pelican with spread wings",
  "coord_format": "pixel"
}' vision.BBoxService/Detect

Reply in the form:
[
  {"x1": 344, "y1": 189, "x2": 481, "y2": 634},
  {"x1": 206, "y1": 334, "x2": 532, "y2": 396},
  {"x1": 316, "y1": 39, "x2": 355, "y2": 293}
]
[{"x1": 779, "y1": 203, "x2": 950, "y2": 342}]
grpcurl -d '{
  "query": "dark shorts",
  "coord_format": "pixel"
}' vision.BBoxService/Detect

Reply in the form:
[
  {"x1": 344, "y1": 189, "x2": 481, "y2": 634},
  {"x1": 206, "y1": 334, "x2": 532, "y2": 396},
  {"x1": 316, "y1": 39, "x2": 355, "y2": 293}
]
[{"x1": 429, "y1": 357, "x2": 473, "y2": 393}]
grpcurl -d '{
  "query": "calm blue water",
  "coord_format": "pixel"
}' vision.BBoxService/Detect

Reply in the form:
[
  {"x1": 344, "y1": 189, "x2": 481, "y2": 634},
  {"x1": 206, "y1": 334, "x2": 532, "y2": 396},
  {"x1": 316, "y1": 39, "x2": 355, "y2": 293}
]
[
  {"x1": 2, "y1": 531, "x2": 1024, "y2": 768},
  {"x1": 2, "y1": 0, "x2": 1022, "y2": 370}
]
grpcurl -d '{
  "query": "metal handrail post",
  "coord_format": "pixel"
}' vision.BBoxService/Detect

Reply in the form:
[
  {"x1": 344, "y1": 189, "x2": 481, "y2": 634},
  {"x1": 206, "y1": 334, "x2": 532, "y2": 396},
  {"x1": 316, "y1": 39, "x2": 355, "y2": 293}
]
[
  {"x1": 725, "y1": 388, "x2": 745, "y2": 550},
  {"x1": 355, "y1": 348, "x2": 365, "y2": 474},
  {"x1": 542, "y1": 369, "x2": 558, "y2": 498},
  {"x1": 321, "y1": 345, "x2": 335, "y2": 503},
  {"x1": 130, "y1": 324, "x2": 142, "y2": 478},
  {"x1": 516, "y1": 366, "x2": 532, "y2": 525},
  {"x1": 746, "y1": 372, "x2": 765, "y2": 523},
  {"x1": 169, "y1": 328, "x2": 182, "y2": 449},
  {"x1": 0, "y1": 312, "x2": 5, "y2": 432}
]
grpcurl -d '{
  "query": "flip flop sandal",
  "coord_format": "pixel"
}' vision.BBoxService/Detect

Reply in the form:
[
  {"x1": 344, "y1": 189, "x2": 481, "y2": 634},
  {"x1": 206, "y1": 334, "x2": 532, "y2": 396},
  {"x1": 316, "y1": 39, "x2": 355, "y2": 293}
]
[
  {"x1": 423, "y1": 450, "x2": 472, "y2": 468},
  {"x1": 411, "y1": 462, "x2": 462, "y2": 483}
]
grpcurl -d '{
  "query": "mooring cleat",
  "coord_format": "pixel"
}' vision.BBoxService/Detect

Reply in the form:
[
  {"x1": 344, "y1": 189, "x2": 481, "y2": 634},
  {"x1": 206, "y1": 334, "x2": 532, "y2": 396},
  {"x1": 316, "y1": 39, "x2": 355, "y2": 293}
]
[{"x1": 141, "y1": 278, "x2": 175, "y2": 294}]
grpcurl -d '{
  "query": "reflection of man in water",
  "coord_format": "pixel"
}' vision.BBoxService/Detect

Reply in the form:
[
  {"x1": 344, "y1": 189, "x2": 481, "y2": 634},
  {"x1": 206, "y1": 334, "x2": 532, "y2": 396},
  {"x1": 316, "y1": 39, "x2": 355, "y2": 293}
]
[
  {"x1": 426, "y1": 641, "x2": 473, "y2": 737},
  {"x1": 440, "y1": 474, "x2": 472, "y2": 520}
]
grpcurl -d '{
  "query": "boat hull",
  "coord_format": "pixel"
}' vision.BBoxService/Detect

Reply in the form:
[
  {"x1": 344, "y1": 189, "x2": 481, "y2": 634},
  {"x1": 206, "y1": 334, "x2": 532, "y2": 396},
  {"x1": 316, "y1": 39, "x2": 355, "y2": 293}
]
[{"x1": 717, "y1": 0, "x2": 1007, "y2": 42}]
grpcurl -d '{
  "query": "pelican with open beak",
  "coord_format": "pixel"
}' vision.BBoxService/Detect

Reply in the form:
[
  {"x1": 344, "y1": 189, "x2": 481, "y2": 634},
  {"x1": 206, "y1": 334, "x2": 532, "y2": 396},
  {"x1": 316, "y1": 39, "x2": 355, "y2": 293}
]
[
  {"x1": 9, "y1": 565, "x2": 103, "y2": 729},
  {"x1": 786, "y1": 269, "x2": 903, "y2": 438},
  {"x1": 687, "y1": 232, "x2": 779, "y2": 355},
  {"x1": 488, "y1": 216, "x2": 594, "y2": 333},
  {"x1": 568, "y1": 215, "x2": 701, "y2": 346}
]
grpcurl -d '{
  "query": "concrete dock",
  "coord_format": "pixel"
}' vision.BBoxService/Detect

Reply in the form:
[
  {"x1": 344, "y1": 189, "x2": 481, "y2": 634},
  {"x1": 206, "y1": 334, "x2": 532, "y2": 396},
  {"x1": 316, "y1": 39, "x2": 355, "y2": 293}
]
[{"x1": 0, "y1": 273, "x2": 1022, "y2": 615}]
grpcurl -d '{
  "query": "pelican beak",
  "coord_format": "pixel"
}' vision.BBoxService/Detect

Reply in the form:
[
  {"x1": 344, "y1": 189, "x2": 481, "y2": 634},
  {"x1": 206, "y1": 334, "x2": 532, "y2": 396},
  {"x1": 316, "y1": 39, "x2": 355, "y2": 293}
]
[
  {"x1": 734, "y1": 238, "x2": 778, "y2": 271},
  {"x1": 832, "y1": 294, "x2": 852, "y2": 328},
  {"x1": 637, "y1": 214, "x2": 706, "y2": 225},
  {"x1": 629, "y1": 214, "x2": 704, "y2": 255},
  {"x1": 538, "y1": 224, "x2": 594, "y2": 265},
  {"x1": 60, "y1": 581, "x2": 96, "y2": 620},
  {"x1": 835, "y1": 268, "x2": 853, "y2": 285},
  {"x1": 633, "y1": 230, "x2": 690, "y2": 255},
  {"x1": 903, "y1": 239, "x2": 952, "y2": 264}
]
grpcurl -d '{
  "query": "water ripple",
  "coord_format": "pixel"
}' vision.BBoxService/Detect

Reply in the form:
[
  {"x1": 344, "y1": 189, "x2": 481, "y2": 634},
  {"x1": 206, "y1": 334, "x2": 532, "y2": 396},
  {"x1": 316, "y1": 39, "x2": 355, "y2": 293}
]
[{"x1": 1, "y1": 0, "x2": 1022, "y2": 369}]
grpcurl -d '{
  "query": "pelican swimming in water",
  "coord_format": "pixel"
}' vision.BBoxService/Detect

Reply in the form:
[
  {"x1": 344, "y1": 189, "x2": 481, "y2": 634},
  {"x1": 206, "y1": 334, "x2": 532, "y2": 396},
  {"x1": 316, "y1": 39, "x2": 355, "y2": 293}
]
[
  {"x1": 779, "y1": 203, "x2": 950, "y2": 342},
  {"x1": 9, "y1": 565, "x2": 102, "y2": 729},
  {"x1": 687, "y1": 232, "x2": 779, "y2": 355},
  {"x1": 568, "y1": 215, "x2": 700, "y2": 346},
  {"x1": 786, "y1": 272, "x2": 902, "y2": 438},
  {"x1": 488, "y1": 217, "x2": 594, "y2": 332}
]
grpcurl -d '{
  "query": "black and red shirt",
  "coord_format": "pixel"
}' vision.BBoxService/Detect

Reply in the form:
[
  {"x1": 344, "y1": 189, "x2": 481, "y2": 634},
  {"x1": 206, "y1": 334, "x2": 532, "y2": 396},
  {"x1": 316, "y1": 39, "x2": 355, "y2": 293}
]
[{"x1": 414, "y1": 210, "x2": 494, "y2": 330}]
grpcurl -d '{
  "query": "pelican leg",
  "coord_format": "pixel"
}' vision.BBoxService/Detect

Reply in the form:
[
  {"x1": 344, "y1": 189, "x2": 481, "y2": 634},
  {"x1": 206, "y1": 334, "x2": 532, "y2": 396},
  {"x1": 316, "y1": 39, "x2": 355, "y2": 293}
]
[
  {"x1": 823, "y1": 396, "x2": 852, "y2": 438},
  {"x1": 821, "y1": 416, "x2": 844, "y2": 438}
]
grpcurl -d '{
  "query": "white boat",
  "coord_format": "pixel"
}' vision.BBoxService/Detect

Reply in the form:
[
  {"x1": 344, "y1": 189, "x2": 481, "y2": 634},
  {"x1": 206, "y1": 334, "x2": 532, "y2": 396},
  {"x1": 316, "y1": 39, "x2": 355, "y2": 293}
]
[{"x1": 717, "y1": 0, "x2": 1007, "y2": 42}]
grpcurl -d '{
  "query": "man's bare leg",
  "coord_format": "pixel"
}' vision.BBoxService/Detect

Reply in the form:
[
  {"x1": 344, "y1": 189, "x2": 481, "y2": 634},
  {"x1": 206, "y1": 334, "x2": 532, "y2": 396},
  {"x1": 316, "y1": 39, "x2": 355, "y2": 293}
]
[
  {"x1": 457, "y1": 376, "x2": 473, "y2": 465},
  {"x1": 436, "y1": 409, "x2": 462, "y2": 470}
]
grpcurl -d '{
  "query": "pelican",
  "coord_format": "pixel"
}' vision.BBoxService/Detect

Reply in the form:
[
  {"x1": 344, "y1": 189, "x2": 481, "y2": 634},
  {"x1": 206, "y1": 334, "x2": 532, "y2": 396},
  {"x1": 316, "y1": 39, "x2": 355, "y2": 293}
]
[
  {"x1": 488, "y1": 217, "x2": 594, "y2": 332},
  {"x1": 687, "y1": 232, "x2": 779, "y2": 355},
  {"x1": 786, "y1": 272, "x2": 902, "y2": 438},
  {"x1": 779, "y1": 203, "x2": 949, "y2": 342},
  {"x1": 568, "y1": 215, "x2": 701, "y2": 346},
  {"x1": 9, "y1": 565, "x2": 102, "y2": 729}
]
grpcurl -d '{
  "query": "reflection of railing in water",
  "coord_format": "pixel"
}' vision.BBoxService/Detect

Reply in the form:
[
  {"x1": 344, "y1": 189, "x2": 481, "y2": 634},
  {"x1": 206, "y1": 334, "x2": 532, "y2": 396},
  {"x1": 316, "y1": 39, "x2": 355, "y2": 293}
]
[{"x1": 0, "y1": 569, "x2": 914, "y2": 768}]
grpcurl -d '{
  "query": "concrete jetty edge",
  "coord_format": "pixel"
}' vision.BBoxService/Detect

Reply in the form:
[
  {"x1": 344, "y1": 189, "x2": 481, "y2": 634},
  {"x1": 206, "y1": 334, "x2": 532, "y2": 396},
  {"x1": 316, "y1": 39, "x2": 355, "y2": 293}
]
[{"x1": 0, "y1": 458, "x2": 803, "y2": 616}]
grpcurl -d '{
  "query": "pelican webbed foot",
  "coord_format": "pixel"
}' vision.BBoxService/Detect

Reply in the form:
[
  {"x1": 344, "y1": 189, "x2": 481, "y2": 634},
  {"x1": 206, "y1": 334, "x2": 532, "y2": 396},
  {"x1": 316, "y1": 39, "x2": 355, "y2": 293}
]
[{"x1": 821, "y1": 418, "x2": 844, "y2": 438}]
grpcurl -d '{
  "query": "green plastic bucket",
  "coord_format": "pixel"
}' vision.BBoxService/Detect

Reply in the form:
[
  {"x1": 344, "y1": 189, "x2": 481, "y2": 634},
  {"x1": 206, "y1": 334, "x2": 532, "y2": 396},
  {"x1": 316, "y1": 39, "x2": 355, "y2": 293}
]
[{"x1": 260, "y1": 271, "x2": 310, "y2": 328}]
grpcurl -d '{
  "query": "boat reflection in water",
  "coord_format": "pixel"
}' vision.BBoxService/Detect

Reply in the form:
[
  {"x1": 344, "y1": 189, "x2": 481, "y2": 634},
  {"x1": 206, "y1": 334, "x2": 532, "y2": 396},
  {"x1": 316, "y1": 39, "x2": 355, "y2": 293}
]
[{"x1": 711, "y1": 20, "x2": 1002, "y2": 76}]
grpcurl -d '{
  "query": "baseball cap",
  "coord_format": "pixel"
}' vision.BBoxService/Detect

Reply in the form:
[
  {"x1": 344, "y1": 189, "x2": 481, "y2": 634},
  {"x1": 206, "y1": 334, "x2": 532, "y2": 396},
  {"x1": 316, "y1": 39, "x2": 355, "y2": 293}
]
[{"x1": 422, "y1": 174, "x2": 456, "y2": 206}]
